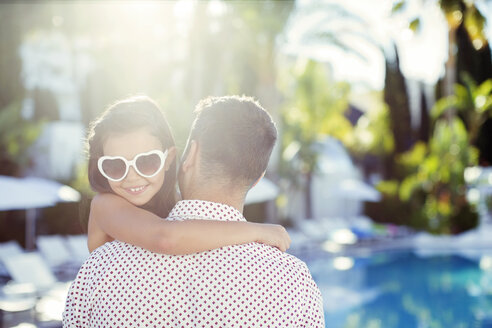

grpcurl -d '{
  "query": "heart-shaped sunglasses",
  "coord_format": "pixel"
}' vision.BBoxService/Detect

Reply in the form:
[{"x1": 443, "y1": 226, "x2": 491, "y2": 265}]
[{"x1": 97, "y1": 149, "x2": 168, "y2": 182}]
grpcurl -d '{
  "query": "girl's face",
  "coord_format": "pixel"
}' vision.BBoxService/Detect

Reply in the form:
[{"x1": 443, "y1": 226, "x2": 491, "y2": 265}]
[{"x1": 102, "y1": 128, "x2": 171, "y2": 206}]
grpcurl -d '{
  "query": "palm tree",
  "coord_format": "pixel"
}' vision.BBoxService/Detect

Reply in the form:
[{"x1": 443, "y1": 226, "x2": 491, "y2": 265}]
[
  {"x1": 278, "y1": 2, "x2": 378, "y2": 219},
  {"x1": 280, "y1": 59, "x2": 352, "y2": 219},
  {"x1": 393, "y1": 0, "x2": 489, "y2": 107}
]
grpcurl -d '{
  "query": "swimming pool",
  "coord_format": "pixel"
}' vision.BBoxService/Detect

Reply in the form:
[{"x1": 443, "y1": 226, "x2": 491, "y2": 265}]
[{"x1": 305, "y1": 249, "x2": 492, "y2": 328}]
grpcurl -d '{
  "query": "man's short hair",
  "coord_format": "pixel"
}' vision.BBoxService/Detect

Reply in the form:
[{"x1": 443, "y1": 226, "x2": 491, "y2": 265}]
[{"x1": 189, "y1": 95, "x2": 277, "y2": 187}]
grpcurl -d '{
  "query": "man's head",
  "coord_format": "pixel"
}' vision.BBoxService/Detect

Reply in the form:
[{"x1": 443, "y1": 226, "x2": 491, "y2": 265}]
[{"x1": 179, "y1": 95, "x2": 277, "y2": 199}]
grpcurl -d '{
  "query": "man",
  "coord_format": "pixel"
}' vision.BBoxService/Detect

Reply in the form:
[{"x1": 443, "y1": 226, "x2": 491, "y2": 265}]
[{"x1": 64, "y1": 96, "x2": 324, "y2": 327}]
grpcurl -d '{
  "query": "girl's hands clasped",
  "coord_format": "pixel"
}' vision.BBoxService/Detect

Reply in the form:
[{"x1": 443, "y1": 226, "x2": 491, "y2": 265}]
[{"x1": 256, "y1": 223, "x2": 291, "y2": 252}]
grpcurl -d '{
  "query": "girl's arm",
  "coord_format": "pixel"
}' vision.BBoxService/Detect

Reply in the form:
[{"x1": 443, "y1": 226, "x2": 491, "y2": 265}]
[{"x1": 88, "y1": 193, "x2": 290, "y2": 254}]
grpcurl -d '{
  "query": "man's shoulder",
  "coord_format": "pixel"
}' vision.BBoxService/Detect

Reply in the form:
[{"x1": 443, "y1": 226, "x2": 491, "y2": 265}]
[
  {"x1": 221, "y1": 243, "x2": 311, "y2": 275},
  {"x1": 76, "y1": 240, "x2": 154, "y2": 283},
  {"x1": 86, "y1": 240, "x2": 311, "y2": 278},
  {"x1": 85, "y1": 240, "x2": 141, "y2": 264}
]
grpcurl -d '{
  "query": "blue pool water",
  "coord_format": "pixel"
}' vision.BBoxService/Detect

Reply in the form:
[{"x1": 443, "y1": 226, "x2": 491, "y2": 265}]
[{"x1": 305, "y1": 250, "x2": 492, "y2": 328}]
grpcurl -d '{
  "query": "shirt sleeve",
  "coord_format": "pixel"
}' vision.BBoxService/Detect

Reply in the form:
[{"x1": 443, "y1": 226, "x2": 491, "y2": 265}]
[{"x1": 299, "y1": 263, "x2": 325, "y2": 327}]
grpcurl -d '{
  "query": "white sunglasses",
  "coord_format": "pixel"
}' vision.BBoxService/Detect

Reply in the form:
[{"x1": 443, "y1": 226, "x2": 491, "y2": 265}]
[{"x1": 98, "y1": 149, "x2": 168, "y2": 182}]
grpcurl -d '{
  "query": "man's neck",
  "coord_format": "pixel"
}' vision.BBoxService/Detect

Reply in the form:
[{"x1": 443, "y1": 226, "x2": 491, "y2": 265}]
[{"x1": 183, "y1": 186, "x2": 245, "y2": 214}]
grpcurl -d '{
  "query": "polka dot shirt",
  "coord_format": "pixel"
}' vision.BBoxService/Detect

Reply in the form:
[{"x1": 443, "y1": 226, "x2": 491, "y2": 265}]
[{"x1": 63, "y1": 200, "x2": 325, "y2": 327}]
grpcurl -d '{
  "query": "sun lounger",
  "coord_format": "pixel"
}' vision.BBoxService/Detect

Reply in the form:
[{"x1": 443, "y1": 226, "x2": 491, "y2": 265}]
[
  {"x1": 3, "y1": 252, "x2": 57, "y2": 291},
  {"x1": 64, "y1": 234, "x2": 89, "y2": 265},
  {"x1": 1, "y1": 252, "x2": 70, "y2": 327},
  {"x1": 36, "y1": 235, "x2": 73, "y2": 269},
  {"x1": 0, "y1": 241, "x2": 24, "y2": 280}
]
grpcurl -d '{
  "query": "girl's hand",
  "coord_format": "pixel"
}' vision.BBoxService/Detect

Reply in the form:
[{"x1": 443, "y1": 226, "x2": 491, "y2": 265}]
[{"x1": 256, "y1": 223, "x2": 291, "y2": 252}]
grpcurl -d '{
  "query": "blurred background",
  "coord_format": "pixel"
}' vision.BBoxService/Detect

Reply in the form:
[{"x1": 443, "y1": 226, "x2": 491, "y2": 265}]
[{"x1": 0, "y1": 0, "x2": 491, "y2": 327}]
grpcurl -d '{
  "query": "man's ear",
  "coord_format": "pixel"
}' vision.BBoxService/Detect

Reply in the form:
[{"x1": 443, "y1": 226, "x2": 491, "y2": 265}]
[
  {"x1": 181, "y1": 140, "x2": 198, "y2": 172},
  {"x1": 251, "y1": 171, "x2": 266, "y2": 188},
  {"x1": 164, "y1": 147, "x2": 177, "y2": 171}
]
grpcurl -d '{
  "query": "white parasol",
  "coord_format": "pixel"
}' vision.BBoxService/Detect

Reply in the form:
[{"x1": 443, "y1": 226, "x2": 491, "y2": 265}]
[{"x1": 0, "y1": 175, "x2": 81, "y2": 249}]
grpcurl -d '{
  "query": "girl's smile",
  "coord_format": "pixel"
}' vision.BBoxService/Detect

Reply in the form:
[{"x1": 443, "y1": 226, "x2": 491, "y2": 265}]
[{"x1": 125, "y1": 185, "x2": 148, "y2": 194}]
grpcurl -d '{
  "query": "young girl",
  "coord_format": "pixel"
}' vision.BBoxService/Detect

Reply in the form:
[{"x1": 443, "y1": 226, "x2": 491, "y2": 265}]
[{"x1": 86, "y1": 96, "x2": 290, "y2": 254}]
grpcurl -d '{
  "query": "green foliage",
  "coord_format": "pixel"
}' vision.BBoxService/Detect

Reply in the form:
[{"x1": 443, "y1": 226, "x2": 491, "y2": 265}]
[
  {"x1": 0, "y1": 101, "x2": 43, "y2": 175},
  {"x1": 70, "y1": 161, "x2": 94, "y2": 197},
  {"x1": 345, "y1": 102, "x2": 395, "y2": 157},
  {"x1": 278, "y1": 59, "x2": 353, "y2": 218},
  {"x1": 375, "y1": 59, "x2": 488, "y2": 234},
  {"x1": 279, "y1": 59, "x2": 352, "y2": 178},
  {"x1": 382, "y1": 0, "x2": 487, "y2": 233},
  {"x1": 391, "y1": 0, "x2": 406, "y2": 14},
  {"x1": 432, "y1": 76, "x2": 492, "y2": 141},
  {"x1": 409, "y1": 18, "x2": 421, "y2": 32},
  {"x1": 279, "y1": 59, "x2": 397, "y2": 219},
  {"x1": 377, "y1": 117, "x2": 478, "y2": 234},
  {"x1": 377, "y1": 180, "x2": 399, "y2": 196},
  {"x1": 395, "y1": 0, "x2": 488, "y2": 50},
  {"x1": 463, "y1": 4, "x2": 487, "y2": 49}
]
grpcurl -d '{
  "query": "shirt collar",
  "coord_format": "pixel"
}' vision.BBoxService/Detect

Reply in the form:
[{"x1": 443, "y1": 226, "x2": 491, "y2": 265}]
[{"x1": 168, "y1": 200, "x2": 246, "y2": 222}]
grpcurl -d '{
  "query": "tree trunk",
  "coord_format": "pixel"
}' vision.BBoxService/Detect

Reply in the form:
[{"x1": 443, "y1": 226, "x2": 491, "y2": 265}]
[
  {"x1": 443, "y1": 26, "x2": 457, "y2": 120},
  {"x1": 305, "y1": 171, "x2": 313, "y2": 219}
]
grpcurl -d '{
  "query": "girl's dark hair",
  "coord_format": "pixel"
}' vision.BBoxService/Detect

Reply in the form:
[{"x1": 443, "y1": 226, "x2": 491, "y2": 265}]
[{"x1": 86, "y1": 96, "x2": 178, "y2": 217}]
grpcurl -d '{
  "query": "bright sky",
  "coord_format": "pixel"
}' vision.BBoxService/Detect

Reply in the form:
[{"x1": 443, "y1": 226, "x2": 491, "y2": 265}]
[{"x1": 283, "y1": 0, "x2": 492, "y2": 91}]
